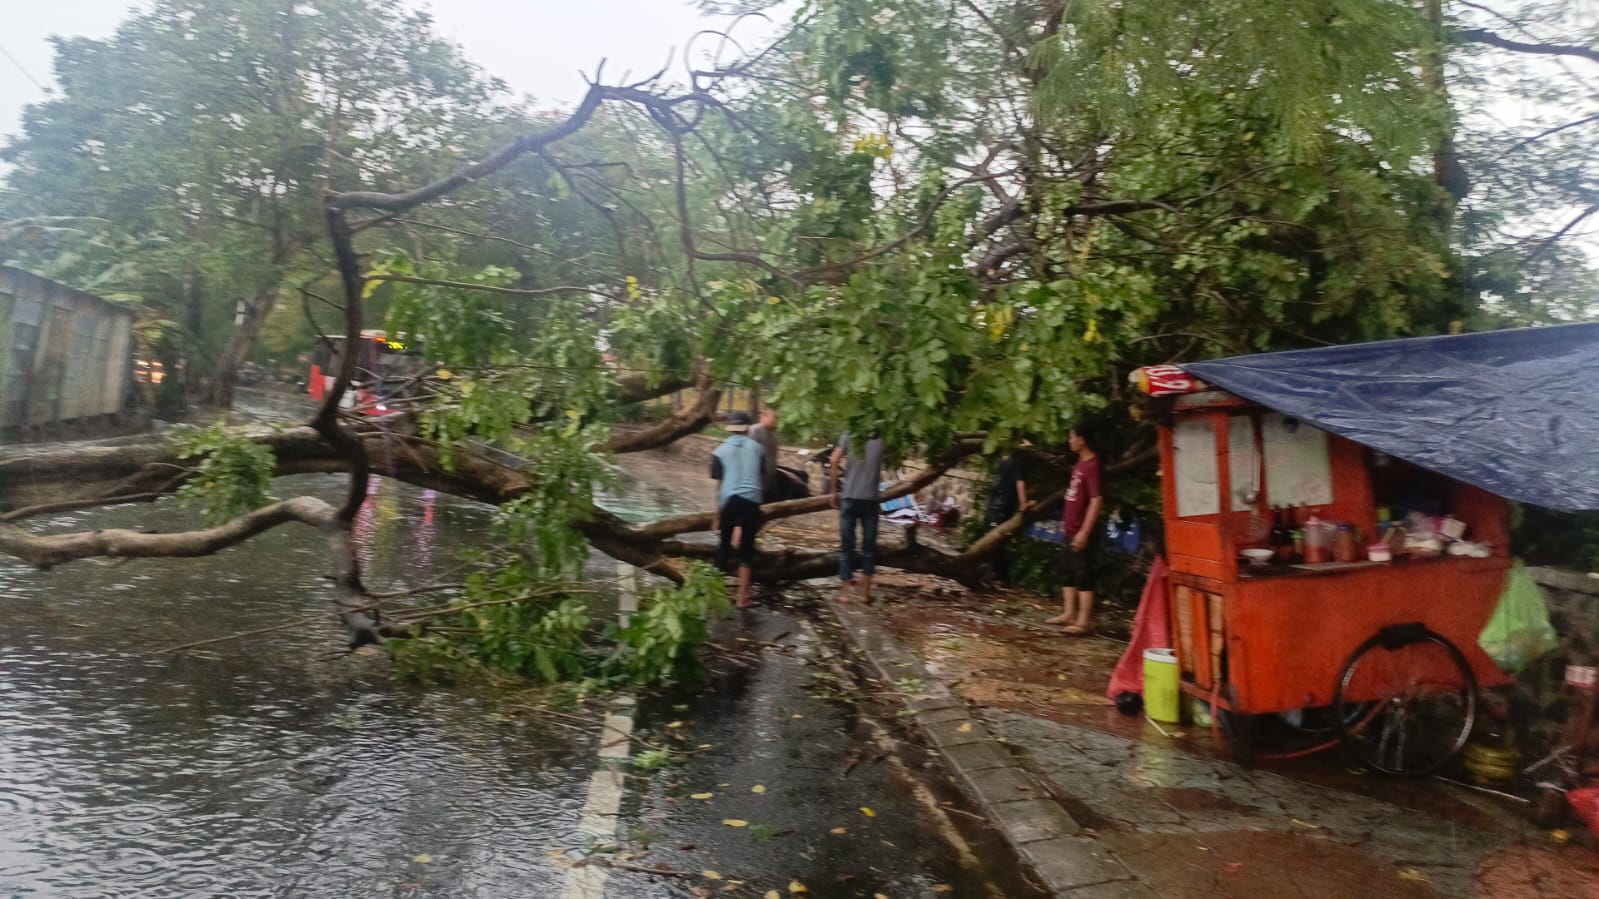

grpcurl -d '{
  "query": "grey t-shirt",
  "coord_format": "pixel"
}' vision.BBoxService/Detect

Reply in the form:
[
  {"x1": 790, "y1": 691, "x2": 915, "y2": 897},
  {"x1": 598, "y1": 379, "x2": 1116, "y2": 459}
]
[{"x1": 838, "y1": 433, "x2": 885, "y2": 501}]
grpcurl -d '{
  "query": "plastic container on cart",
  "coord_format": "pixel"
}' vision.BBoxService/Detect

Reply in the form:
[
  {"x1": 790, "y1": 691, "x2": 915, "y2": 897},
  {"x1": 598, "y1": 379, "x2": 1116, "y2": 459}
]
[
  {"x1": 1143, "y1": 648, "x2": 1181, "y2": 723},
  {"x1": 1303, "y1": 515, "x2": 1335, "y2": 564}
]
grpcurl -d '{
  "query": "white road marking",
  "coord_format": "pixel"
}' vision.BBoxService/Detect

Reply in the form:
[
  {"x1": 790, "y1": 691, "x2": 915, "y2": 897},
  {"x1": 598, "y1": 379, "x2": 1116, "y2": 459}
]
[{"x1": 560, "y1": 560, "x2": 644, "y2": 899}]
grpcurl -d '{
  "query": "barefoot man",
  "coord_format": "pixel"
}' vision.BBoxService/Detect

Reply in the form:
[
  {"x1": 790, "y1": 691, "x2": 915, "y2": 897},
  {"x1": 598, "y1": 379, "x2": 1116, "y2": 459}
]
[
  {"x1": 711, "y1": 412, "x2": 764, "y2": 609},
  {"x1": 1049, "y1": 424, "x2": 1103, "y2": 634}
]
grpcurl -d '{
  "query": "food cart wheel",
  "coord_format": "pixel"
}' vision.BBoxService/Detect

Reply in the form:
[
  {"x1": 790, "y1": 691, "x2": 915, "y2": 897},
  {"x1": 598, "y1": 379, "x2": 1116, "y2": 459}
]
[
  {"x1": 1211, "y1": 681, "x2": 1349, "y2": 764},
  {"x1": 1334, "y1": 623, "x2": 1477, "y2": 777}
]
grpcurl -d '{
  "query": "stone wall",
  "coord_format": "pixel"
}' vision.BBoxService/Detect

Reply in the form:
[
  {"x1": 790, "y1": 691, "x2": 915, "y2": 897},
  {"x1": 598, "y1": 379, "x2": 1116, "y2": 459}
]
[{"x1": 1511, "y1": 567, "x2": 1599, "y2": 758}]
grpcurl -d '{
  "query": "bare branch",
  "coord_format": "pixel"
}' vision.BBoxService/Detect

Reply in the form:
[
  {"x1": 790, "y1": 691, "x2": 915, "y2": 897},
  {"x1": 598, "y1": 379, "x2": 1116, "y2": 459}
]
[
  {"x1": 0, "y1": 497, "x2": 334, "y2": 569},
  {"x1": 364, "y1": 273, "x2": 599, "y2": 298},
  {"x1": 1456, "y1": 27, "x2": 1599, "y2": 64}
]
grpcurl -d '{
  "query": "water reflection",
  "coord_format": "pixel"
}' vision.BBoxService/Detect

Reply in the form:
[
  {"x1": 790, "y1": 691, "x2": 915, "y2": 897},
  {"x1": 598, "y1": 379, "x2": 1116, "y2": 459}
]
[{"x1": 0, "y1": 469, "x2": 672, "y2": 897}]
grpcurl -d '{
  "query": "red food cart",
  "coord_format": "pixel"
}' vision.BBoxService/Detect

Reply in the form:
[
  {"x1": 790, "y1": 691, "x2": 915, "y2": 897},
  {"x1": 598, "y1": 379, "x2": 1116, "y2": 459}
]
[{"x1": 1133, "y1": 322, "x2": 1599, "y2": 775}]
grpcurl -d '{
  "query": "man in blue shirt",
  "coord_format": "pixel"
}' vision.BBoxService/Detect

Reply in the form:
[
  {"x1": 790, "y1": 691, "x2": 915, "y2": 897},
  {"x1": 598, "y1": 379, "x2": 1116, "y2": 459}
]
[{"x1": 710, "y1": 411, "x2": 765, "y2": 609}]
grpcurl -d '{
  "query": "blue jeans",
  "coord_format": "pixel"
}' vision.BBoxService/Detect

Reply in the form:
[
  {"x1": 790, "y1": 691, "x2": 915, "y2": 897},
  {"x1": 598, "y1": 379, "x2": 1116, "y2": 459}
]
[{"x1": 838, "y1": 498, "x2": 880, "y2": 582}]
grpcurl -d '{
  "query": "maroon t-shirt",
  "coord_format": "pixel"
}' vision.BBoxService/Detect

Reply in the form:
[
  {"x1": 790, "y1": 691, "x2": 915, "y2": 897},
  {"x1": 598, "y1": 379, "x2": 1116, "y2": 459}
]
[{"x1": 1061, "y1": 455, "x2": 1103, "y2": 536}]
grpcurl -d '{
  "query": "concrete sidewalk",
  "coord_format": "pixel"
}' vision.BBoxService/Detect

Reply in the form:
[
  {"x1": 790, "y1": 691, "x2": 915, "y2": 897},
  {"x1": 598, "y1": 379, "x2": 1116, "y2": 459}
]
[{"x1": 824, "y1": 591, "x2": 1599, "y2": 899}]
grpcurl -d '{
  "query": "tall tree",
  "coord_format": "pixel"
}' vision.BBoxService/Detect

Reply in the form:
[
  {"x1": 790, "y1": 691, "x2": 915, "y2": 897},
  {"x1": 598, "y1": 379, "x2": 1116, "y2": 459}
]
[{"x1": 0, "y1": 0, "x2": 505, "y2": 405}]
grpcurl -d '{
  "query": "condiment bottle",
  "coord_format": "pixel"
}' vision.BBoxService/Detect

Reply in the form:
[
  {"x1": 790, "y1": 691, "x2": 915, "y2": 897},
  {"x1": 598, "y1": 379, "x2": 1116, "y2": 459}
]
[{"x1": 1335, "y1": 523, "x2": 1358, "y2": 563}]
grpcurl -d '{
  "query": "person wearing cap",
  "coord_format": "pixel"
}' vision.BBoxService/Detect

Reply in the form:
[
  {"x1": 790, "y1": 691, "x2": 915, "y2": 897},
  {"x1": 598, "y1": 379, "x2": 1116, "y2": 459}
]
[{"x1": 710, "y1": 411, "x2": 765, "y2": 608}]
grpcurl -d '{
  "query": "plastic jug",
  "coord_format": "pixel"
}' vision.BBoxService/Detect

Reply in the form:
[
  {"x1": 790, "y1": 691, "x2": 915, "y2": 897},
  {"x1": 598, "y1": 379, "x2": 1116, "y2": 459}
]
[{"x1": 1303, "y1": 514, "x2": 1335, "y2": 563}]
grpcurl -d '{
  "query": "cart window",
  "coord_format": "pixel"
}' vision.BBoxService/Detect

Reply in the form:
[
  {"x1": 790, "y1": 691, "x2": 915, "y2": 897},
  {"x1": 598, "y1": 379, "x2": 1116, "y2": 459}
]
[
  {"x1": 1173, "y1": 418, "x2": 1221, "y2": 517},
  {"x1": 1262, "y1": 413, "x2": 1333, "y2": 506}
]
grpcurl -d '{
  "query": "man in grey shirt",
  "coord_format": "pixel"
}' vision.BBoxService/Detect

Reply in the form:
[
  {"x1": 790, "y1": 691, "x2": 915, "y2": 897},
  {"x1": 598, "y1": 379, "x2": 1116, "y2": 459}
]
[{"x1": 828, "y1": 432, "x2": 885, "y2": 604}]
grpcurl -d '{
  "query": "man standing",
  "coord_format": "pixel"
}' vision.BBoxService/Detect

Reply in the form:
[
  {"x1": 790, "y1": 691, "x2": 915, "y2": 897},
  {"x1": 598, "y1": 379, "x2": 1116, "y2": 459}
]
[
  {"x1": 828, "y1": 431, "x2": 885, "y2": 604},
  {"x1": 749, "y1": 404, "x2": 781, "y2": 500},
  {"x1": 711, "y1": 411, "x2": 764, "y2": 609},
  {"x1": 986, "y1": 445, "x2": 1029, "y2": 586},
  {"x1": 1048, "y1": 424, "x2": 1103, "y2": 634}
]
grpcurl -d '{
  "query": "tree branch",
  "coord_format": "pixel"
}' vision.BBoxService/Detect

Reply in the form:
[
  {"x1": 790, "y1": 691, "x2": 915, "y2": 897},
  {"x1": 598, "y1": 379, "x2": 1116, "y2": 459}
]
[
  {"x1": 364, "y1": 273, "x2": 599, "y2": 299},
  {"x1": 0, "y1": 497, "x2": 334, "y2": 569},
  {"x1": 1456, "y1": 27, "x2": 1599, "y2": 64}
]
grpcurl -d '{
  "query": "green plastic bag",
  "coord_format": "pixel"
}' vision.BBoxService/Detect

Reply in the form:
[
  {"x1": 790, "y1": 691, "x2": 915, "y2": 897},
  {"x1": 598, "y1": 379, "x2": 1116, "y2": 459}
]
[{"x1": 1478, "y1": 562, "x2": 1559, "y2": 674}]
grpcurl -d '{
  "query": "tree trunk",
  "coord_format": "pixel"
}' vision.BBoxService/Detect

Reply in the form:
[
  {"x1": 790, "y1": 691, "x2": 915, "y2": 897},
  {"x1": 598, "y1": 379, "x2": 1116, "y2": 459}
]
[{"x1": 203, "y1": 278, "x2": 281, "y2": 409}]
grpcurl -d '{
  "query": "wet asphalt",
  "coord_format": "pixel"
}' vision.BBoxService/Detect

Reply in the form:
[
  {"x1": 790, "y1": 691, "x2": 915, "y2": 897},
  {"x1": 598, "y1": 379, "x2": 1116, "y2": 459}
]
[{"x1": 0, "y1": 390, "x2": 1034, "y2": 897}]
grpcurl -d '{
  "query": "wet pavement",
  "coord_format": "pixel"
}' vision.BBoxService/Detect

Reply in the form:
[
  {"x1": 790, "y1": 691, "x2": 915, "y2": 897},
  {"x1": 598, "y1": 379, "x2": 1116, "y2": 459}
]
[
  {"x1": 857, "y1": 582, "x2": 1599, "y2": 898},
  {"x1": 0, "y1": 400, "x2": 1030, "y2": 897}
]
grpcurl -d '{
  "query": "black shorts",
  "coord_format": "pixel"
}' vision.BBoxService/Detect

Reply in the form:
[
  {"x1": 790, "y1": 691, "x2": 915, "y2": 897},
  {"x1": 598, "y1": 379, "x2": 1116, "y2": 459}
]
[
  {"x1": 717, "y1": 495, "x2": 763, "y2": 569},
  {"x1": 1060, "y1": 538, "x2": 1098, "y2": 590}
]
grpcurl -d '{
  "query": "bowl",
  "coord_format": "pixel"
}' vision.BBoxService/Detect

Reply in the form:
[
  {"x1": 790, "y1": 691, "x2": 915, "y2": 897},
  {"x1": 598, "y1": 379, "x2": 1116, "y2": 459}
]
[{"x1": 1240, "y1": 548, "x2": 1275, "y2": 566}]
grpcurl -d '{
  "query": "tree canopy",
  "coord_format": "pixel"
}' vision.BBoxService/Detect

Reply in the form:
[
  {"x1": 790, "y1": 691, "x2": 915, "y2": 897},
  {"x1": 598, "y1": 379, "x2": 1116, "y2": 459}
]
[{"x1": 3, "y1": 0, "x2": 1598, "y2": 682}]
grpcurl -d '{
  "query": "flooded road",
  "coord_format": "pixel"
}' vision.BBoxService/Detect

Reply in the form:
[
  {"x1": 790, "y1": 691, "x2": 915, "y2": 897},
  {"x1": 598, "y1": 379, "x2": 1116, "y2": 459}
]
[{"x1": 1, "y1": 396, "x2": 1036, "y2": 897}]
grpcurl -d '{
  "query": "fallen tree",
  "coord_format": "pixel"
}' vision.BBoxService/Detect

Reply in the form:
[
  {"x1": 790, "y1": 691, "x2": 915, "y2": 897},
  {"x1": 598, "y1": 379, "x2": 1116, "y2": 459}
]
[{"x1": 2, "y1": 0, "x2": 1508, "y2": 681}]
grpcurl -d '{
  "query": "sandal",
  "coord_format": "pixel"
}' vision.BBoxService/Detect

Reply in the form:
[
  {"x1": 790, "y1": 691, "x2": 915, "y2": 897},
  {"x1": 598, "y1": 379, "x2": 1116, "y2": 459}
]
[
  {"x1": 1044, "y1": 614, "x2": 1072, "y2": 625},
  {"x1": 1061, "y1": 624, "x2": 1092, "y2": 636}
]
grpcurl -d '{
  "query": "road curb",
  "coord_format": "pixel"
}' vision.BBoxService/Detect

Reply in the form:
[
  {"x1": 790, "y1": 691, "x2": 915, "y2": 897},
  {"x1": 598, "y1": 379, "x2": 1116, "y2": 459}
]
[{"x1": 826, "y1": 600, "x2": 1148, "y2": 897}]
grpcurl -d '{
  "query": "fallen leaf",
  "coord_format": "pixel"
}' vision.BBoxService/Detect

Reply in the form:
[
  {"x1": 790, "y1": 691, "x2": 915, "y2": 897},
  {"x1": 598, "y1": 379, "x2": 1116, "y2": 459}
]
[
  {"x1": 698, "y1": 743, "x2": 714, "y2": 749},
  {"x1": 702, "y1": 870, "x2": 723, "y2": 880},
  {"x1": 413, "y1": 854, "x2": 433, "y2": 864},
  {"x1": 723, "y1": 819, "x2": 748, "y2": 827},
  {"x1": 667, "y1": 721, "x2": 684, "y2": 728},
  {"x1": 1552, "y1": 829, "x2": 1572, "y2": 844},
  {"x1": 861, "y1": 807, "x2": 876, "y2": 818},
  {"x1": 790, "y1": 882, "x2": 808, "y2": 894},
  {"x1": 1398, "y1": 869, "x2": 1429, "y2": 883},
  {"x1": 1290, "y1": 818, "x2": 1321, "y2": 830},
  {"x1": 766, "y1": 892, "x2": 781, "y2": 899},
  {"x1": 691, "y1": 888, "x2": 710, "y2": 898},
  {"x1": 690, "y1": 793, "x2": 714, "y2": 800},
  {"x1": 751, "y1": 785, "x2": 767, "y2": 794},
  {"x1": 933, "y1": 887, "x2": 954, "y2": 894},
  {"x1": 1225, "y1": 862, "x2": 1244, "y2": 873},
  {"x1": 791, "y1": 714, "x2": 804, "y2": 719},
  {"x1": 830, "y1": 827, "x2": 848, "y2": 835},
  {"x1": 957, "y1": 722, "x2": 973, "y2": 733},
  {"x1": 876, "y1": 894, "x2": 889, "y2": 899}
]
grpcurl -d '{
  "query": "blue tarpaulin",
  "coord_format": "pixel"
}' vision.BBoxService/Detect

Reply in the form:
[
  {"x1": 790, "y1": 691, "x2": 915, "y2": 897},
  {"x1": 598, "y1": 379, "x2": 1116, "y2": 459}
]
[{"x1": 1180, "y1": 323, "x2": 1599, "y2": 512}]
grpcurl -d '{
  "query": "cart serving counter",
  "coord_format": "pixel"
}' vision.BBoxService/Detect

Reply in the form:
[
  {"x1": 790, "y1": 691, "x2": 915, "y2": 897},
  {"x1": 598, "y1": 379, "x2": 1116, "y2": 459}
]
[{"x1": 1133, "y1": 323, "x2": 1599, "y2": 775}]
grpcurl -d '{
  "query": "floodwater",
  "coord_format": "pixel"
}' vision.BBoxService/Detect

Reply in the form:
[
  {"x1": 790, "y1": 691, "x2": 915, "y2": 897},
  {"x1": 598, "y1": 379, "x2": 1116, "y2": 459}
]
[
  {"x1": 0, "y1": 396, "x2": 1023, "y2": 898},
  {"x1": 0, "y1": 472, "x2": 607, "y2": 896}
]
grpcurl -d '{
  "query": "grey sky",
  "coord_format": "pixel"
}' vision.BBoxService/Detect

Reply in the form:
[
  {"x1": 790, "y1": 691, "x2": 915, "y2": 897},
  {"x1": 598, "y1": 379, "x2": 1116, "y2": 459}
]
[{"x1": 0, "y1": 0, "x2": 777, "y2": 144}]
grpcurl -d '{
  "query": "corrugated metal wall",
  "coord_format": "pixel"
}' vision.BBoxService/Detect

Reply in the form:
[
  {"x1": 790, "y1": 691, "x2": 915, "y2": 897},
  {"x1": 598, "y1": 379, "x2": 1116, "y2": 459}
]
[{"x1": 0, "y1": 266, "x2": 134, "y2": 431}]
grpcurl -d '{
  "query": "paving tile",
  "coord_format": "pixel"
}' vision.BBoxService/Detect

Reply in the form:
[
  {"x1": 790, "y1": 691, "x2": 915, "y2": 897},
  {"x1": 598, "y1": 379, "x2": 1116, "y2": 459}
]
[
  {"x1": 924, "y1": 717, "x2": 988, "y2": 749},
  {"x1": 1065, "y1": 879, "x2": 1164, "y2": 898},
  {"x1": 942, "y1": 739, "x2": 1017, "y2": 773},
  {"x1": 915, "y1": 705, "x2": 972, "y2": 726},
  {"x1": 963, "y1": 764, "x2": 1045, "y2": 804},
  {"x1": 1021, "y1": 835, "x2": 1132, "y2": 890},
  {"x1": 992, "y1": 797, "x2": 1084, "y2": 843}
]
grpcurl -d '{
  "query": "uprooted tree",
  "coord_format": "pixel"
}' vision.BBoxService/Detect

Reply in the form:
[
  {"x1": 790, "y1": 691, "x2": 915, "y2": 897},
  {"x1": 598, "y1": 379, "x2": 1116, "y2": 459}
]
[{"x1": 4, "y1": 0, "x2": 1597, "y2": 683}]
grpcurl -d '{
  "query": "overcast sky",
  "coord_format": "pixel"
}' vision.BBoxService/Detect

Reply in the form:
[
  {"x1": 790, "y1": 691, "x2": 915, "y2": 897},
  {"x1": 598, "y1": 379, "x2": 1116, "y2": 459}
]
[{"x1": 0, "y1": 0, "x2": 778, "y2": 143}]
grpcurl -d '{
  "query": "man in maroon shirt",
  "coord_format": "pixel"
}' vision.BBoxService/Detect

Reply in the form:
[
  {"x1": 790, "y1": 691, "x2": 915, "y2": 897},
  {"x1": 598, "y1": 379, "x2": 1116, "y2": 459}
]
[{"x1": 1047, "y1": 425, "x2": 1103, "y2": 634}]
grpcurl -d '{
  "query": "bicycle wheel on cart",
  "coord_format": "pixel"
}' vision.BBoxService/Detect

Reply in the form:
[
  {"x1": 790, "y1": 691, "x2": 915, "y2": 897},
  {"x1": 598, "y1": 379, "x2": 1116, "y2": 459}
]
[{"x1": 1334, "y1": 623, "x2": 1477, "y2": 777}]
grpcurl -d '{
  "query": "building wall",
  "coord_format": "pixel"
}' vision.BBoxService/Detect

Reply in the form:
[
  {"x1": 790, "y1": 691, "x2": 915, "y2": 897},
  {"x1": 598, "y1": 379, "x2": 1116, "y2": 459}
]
[{"x1": 0, "y1": 266, "x2": 134, "y2": 432}]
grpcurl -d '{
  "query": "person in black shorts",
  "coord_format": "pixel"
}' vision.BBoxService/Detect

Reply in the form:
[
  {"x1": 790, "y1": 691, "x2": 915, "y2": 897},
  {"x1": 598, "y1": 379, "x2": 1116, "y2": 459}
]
[
  {"x1": 710, "y1": 412, "x2": 765, "y2": 608},
  {"x1": 1048, "y1": 424, "x2": 1103, "y2": 635}
]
